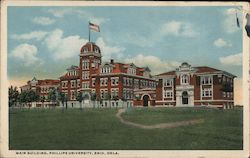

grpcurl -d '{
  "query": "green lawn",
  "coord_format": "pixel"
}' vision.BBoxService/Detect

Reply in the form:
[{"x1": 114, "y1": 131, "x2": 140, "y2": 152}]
[{"x1": 9, "y1": 107, "x2": 243, "y2": 150}]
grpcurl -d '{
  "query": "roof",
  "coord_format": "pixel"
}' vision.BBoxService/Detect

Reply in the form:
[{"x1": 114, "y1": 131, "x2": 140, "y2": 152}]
[
  {"x1": 194, "y1": 66, "x2": 221, "y2": 73},
  {"x1": 97, "y1": 60, "x2": 150, "y2": 76},
  {"x1": 156, "y1": 71, "x2": 176, "y2": 76},
  {"x1": 80, "y1": 42, "x2": 101, "y2": 54},
  {"x1": 67, "y1": 65, "x2": 79, "y2": 71},
  {"x1": 156, "y1": 66, "x2": 235, "y2": 77},
  {"x1": 59, "y1": 74, "x2": 80, "y2": 80},
  {"x1": 39, "y1": 79, "x2": 60, "y2": 86}
]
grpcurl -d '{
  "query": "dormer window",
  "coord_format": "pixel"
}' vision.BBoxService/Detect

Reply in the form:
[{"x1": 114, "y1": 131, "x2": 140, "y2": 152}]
[
  {"x1": 83, "y1": 47, "x2": 88, "y2": 52},
  {"x1": 128, "y1": 67, "x2": 136, "y2": 75},
  {"x1": 101, "y1": 66, "x2": 112, "y2": 74},
  {"x1": 94, "y1": 48, "x2": 99, "y2": 53}
]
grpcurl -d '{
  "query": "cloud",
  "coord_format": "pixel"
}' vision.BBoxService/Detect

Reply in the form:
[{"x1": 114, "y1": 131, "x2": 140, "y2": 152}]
[
  {"x1": 223, "y1": 8, "x2": 241, "y2": 34},
  {"x1": 96, "y1": 37, "x2": 125, "y2": 61},
  {"x1": 10, "y1": 43, "x2": 42, "y2": 66},
  {"x1": 219, "y1": 53, "x2": 242, "y2": 66},
  {"x1": 44, "y1": 29, "x2": 88, "y2": 60},
  {"x1": 47, "y1": 8, "x2": 108, "y2": 25},
  {"x1": 161, "y1": 20, "x2": 198, "y2": 37},
  {"x1": 32, "y1": 17, "x2": 55, "y2": 25},
  {"x1": 213, "y1": 38, "x2": 232, "y2": 48},
  {"x1": 124, "y1": 54, "x2": 181, "y2": 75},
  {"x1": 11, "y1": 31, "x2": 48, "y2": 41},
  {"x1": 47, "y1": 8, "x2": 73, "y2": 18}
]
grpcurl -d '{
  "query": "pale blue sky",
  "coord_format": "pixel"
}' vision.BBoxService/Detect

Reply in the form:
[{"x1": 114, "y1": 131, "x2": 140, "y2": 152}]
[{"x1": 7, "y1": 6, "x2": 243, "y2": 86}]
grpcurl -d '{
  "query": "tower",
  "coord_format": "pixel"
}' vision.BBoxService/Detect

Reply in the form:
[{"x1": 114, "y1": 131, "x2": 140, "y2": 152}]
[{"x1": 79, "y1": 42, "x2": 102, "y2": 99}]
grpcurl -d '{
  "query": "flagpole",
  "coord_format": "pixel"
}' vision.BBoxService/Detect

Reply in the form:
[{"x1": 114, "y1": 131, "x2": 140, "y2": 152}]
[{"x1": 88, "y1": 21, "x2": 90, "y2": 42}]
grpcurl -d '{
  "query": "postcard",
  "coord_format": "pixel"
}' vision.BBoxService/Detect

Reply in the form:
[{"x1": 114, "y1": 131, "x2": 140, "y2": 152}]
[{"x1": 1, "y1": 1, "x2": 249, "y2": 158}]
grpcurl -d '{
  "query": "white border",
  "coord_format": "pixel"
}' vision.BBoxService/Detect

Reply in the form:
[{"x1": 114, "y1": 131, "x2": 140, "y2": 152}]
[{"x1": 0, "y1": 1, "x2": 249, "y2": 158}]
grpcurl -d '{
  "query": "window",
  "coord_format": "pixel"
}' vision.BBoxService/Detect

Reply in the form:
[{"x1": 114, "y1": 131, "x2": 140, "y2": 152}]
[
  {"x1": 164, "y1": 79, "x2": 172, "y2": 87},
  {"x1": 201, "y1": 76, "x2": 212, "y2": 85},
  {"x1": 82, "y1": 82, "x2": 89, "y2": 89},
  {"x1": 71, "y1": 91, "x2": 76, "y2": 100},
  {"x1": 83, "y1": 47, "x2": 88, "y2": 52},
  {"x1": 164, "y1": 90, "x2": 173, "y2": 98},
  {"x1": 223, "y1": 92, "x2": 226, "y2": 98},
  {"x1": 111, "y1": 77, "x2": 119, "y2": 86},
  {"x1": 94, "y1": 48, "x2": 99, "y2": 53},
  {"x1": 71, "y1": 80, "x2": 76, "y2": 88},
  {"x1": 100, "y1": 89, "x2": 105, "y2": 99},
  {"x1": 100, "y1": 78, "x2": 108, "y2": 87},
  {"x1": 77, "y1": 80, "x2": 80, "y2": 87},
  {"x1": 82, "y1": 71, "x2": 89, "y2": 80},
  {"x1": 202, "y1": 88, "x2": 212, "y2": 97},
  {"x1": 128, "y1": 67, "x2": 136, "y2": 75},
  {"x1": 82, "y1": 60, "x2": 89, "y2": 70},
  {"x1": 223, "y1": 76, "x2": 226, "y2": 82},
  {"x1": 101, "y1": 66, "x2": 112, "y2": 74},
  {"x1": 91, "y1": 89, "x2": 96, "y2": 94},
  {"x1": 111, "y1": 88, "x2": 119, "y2": 99},
  {"x1": 92, "y1": 78, "x2": 96, "y2": 87},
  {"x1": 134, "y1": 79, "x2": 139, "y2": 89},
  {"x1": 181, "y1": 75, "x2": 189, "y2": 85},
  {"x1": 62, "y1": 81, "x2": 67, "y2": 88}
]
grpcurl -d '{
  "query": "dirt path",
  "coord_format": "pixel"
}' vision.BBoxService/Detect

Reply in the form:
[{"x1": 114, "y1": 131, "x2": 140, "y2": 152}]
[{"x1": 116, "y1": 108, "x2": 204, "y2": 129}]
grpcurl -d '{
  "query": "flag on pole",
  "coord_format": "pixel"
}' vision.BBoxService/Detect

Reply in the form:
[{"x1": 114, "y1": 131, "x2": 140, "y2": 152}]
[{"x1": 89, "y1": 22, "x2": 100, "y2": 32}]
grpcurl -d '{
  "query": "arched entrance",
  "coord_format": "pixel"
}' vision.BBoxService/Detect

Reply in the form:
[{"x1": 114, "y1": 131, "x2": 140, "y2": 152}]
[
  {"x1": 182, "y1": 91, "x2": 188, "y2": 105},
  {"x1": 143, "y1": 95, "x2": 149, "y2": 107}
]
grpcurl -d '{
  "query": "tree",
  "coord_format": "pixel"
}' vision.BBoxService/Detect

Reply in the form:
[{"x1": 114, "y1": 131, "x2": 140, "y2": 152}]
[
  {"x1": 104, "y1": 93, "x2": 111, "y2": 108},
  {"x1": 121, "y1": 97, "x2": 127, "y2": 108},
  {"x1": 65, "y1": 94, "x2": 68, "y2": 110},
  {"x1": 48, "y1": 88, "x2": 57, "y2": 108},
  {"x1": 19, "y1": 91, "x2": 28, "y2": 108},
  {"x1": 76, "y1": 92, "x2": 84, "y2": 111},
  {"x1": 18, "y1": 90, "x2": 39, "y2": 108},
  {"x1": 58, "y1": 92, "x2": 66, "y2": 112},
  {"x1": 113, "y1": 95, "x2": 119, "y2": 108},
  {"x1": 40, "y1": 96, "x2": 45, "y2": 109},
  {"x1": 27, "y1": 90, "x2": 40, "y2": 108},
  {"x1": 8, "y1": 86, "x2": 19, "y2": 108},
  {"x1": 90, "y1": 93, "x2": 97, "y2": 108}
]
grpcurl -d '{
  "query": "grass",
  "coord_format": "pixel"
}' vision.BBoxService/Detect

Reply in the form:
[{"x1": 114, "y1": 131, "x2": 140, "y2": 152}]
[{"x1": 9, "y1": 107, "x2": 243, "y2": 150}]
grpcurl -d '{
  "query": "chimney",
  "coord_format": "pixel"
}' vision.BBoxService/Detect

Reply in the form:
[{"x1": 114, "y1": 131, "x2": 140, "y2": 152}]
[{"x1": 110, "y1": 59, "x2": 114, "y2": 64}]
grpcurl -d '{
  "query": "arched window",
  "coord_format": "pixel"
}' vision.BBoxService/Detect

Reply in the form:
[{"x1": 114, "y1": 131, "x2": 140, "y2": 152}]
[{"x1": 181, "y1": 74, "x2": 189, "y2": 84}]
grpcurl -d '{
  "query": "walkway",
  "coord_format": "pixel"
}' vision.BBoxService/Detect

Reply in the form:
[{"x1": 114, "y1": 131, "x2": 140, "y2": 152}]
[{"x1": 116, "y1": 108, "x2": 204, "y2": 129}]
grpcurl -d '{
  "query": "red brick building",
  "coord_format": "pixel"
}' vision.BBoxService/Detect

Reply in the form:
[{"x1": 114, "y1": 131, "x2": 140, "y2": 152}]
[
  {"x1": 59, "y1": 42, "x2": 156, "y2": 108},
  {"x1": 20, "y1": 42, "x2": 236, "y2": 109},
  {"x1": 20, "y1": 77, "x2": 60, "y2": 107},
  {"x1": 154, "y1": 62, "x2": 235, "y2": 109}
]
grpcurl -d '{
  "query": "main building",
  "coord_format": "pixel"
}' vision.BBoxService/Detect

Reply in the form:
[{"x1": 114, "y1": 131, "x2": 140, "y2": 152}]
[{"x1": 21, "y1": 42, "x2": 235, "y2": 109}]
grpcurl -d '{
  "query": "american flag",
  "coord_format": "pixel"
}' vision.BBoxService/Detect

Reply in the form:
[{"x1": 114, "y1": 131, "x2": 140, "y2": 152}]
[{"x1": 89, "y1": 22, "x2": 100, "y2": 32}]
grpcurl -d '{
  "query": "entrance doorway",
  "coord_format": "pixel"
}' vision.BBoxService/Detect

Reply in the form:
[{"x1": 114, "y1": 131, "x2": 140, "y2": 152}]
[
  {"x1": 182, "y1": 91, "x2": 188, "y2": 105},
  {"x1": 143, "y1": 95, "x2": 149, "y2": 107}
]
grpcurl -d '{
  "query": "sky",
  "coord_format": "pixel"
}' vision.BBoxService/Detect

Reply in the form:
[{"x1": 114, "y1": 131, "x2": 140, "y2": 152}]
[{"x1": 7, "y1": 6, "x2": 244, "y2": 104}]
